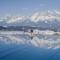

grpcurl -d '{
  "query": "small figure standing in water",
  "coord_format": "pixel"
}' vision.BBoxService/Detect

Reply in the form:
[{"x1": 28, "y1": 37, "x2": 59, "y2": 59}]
[{"x1": 30, "y1": 29, "x2": 34, "y2": 39}]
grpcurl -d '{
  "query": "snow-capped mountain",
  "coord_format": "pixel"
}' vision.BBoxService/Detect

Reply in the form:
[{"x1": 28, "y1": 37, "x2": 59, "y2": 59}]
[
  {"x1": 31, "y1": 10, "x2": 60, "y2": 22},
  {"x1": 0, "y1": 10, "x2": 60, "y2": 29}
]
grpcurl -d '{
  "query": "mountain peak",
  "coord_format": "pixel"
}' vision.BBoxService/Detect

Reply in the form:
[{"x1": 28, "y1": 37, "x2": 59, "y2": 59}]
[{"x1": 0, "y1": 10, "x2": 60, "y2": 26}]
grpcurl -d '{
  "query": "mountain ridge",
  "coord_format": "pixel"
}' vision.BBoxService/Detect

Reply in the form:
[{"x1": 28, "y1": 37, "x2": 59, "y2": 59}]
[{"x1": 0, "y1": 10, "x2": 60, "y2": 29}]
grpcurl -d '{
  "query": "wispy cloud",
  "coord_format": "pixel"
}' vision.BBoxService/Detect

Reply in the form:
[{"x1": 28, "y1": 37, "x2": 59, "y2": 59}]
[
  {"x1": 39, "y1": 3, "x2": 45, "y2": 7},
  {"x1": 22, "y1": 8, "x2": 28, "y2": 10}
]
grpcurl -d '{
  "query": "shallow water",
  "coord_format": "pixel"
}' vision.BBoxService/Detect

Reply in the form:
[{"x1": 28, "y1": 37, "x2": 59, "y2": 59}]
[{"x1": 0, "y1": 31, "x2": 60, "y2": 60}]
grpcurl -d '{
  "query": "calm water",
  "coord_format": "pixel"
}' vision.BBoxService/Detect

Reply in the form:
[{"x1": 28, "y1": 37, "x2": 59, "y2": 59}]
[{"x1": 0, "y1": 31, "x2": 60, "y2": 60}]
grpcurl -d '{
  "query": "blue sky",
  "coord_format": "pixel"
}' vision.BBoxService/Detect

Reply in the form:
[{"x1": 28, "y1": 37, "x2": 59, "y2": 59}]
[{"x1": 0, "y1": 0, "x2": 60, "y2": 16}]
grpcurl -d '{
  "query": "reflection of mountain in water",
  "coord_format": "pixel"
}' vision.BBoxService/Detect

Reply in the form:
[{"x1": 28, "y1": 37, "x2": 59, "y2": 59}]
[{"x1": 0, "y1": 31, "x2": 60, "y2": 49}]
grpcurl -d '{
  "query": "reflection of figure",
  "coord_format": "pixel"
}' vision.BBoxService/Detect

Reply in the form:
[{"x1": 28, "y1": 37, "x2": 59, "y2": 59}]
[{"x1": 31, "y1": 36, "x2": 33, "y2": 39}]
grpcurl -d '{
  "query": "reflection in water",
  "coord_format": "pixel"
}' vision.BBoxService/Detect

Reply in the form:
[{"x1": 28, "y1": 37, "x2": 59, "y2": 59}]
[
  {"x1": 0, "y1": 31, "x2": 60, "y2": 60},
  {"x1": 0, "y1": 33, "x2": 60, "y2": 49}
]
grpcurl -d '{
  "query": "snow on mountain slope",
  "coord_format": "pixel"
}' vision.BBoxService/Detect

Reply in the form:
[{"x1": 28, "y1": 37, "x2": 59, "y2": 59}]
[
  {"x1": 31, "y1": 10, "x2": 60, "y2": 22},
  {"x1": 0, "y1": 10, "x2": 60, "y2": 27}
]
